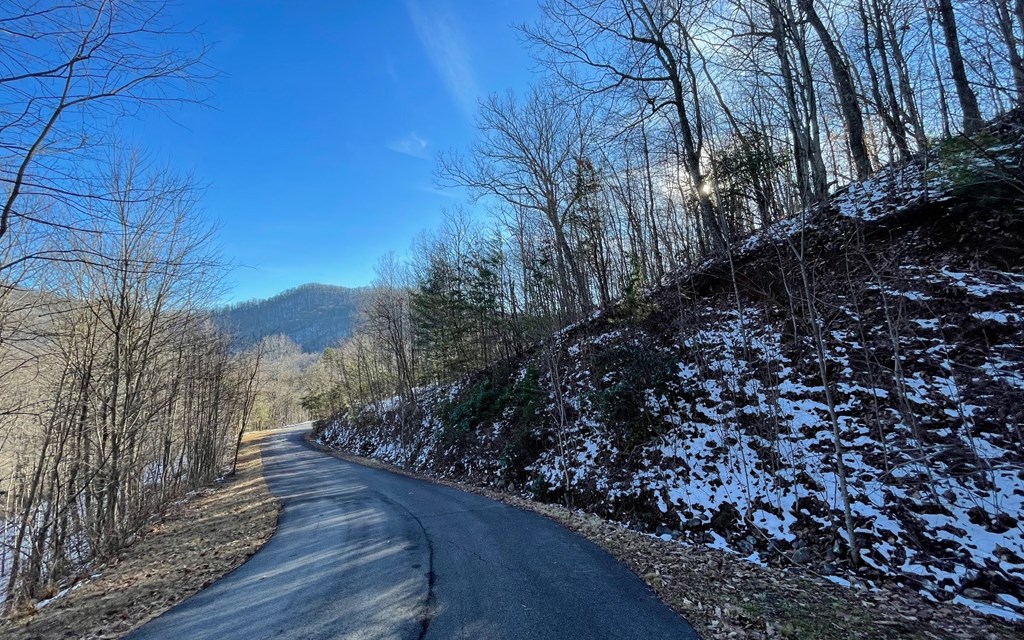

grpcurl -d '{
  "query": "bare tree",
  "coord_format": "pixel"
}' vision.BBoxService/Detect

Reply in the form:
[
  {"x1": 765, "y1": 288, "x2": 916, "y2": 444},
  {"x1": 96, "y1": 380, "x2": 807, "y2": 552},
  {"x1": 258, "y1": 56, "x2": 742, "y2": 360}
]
[
  {"x1": 231, "y1": 342, "x2": 266, "y2": 476},
  {"x1": 530, "y1": 0, "x2": 728, "y2": 253},
  {"x1": 367, "y1": 253, "x2": 415, "y2": 400},
  {"x1": 0, "y1": 0, "x2": 208, "y2": 263},
  {"x1": 440, "y1": 87, "x2": 595, "y2": 320},
  {"x1": 2, "y1": 150, "x2": 233, "y2": 607},
  {"x1": 797, "y1": 0, "x2": 875, "y2": 179},
  {"x1": 934, "y1": 0, "x2": 984, "y2": 132}
]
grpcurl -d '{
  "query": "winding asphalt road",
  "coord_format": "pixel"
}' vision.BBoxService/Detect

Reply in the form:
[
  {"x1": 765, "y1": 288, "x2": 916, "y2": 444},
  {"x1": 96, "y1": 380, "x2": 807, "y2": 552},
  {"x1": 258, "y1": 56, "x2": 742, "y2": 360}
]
[{"x1": 128, "y1": 425, "x2": 699, "y2": 639}]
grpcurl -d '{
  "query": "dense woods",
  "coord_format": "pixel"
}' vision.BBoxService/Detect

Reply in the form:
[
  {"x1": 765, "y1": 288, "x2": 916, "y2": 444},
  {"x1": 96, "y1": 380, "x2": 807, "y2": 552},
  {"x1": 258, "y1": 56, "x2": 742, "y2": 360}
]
[
  {"x1": 0, "y1": 2, "x2": 260, "y2": 607},
  {"x1": 213, "y1": 284, "x2": 367, "y2": 353}
]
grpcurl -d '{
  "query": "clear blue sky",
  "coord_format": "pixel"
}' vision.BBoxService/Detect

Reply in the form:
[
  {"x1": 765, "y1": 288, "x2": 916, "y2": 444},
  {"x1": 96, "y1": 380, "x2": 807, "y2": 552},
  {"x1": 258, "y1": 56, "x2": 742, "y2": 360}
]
[{"x1": 131, "y1": 1, "x2": 539, "y2": 303}]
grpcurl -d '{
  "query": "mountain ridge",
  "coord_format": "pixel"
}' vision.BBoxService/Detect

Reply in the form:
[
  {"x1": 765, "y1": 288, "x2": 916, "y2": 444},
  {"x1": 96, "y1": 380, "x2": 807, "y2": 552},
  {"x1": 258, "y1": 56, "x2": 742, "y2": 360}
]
[{"x1": 214, "y1": 283, "x2": 369, "y2": 352}]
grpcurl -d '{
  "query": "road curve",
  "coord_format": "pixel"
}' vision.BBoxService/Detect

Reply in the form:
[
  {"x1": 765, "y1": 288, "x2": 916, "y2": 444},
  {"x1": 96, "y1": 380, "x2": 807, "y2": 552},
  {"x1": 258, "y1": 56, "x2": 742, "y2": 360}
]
[{"x1": 128, "y1": 425, "x2": 699, "y2": 640}]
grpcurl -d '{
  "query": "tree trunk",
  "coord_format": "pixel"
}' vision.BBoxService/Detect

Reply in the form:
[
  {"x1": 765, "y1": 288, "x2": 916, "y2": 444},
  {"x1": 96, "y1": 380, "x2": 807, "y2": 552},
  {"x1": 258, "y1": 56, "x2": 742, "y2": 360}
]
[
  {"x1": 936, "y1": 0, "x2": 984, "y2": 132},
  {"x1": 799, "y1": 0, "x2": 874, "y2": 179},
  {"x1": 991, "y1": 0, "x2": 1024, "y2": 104}
]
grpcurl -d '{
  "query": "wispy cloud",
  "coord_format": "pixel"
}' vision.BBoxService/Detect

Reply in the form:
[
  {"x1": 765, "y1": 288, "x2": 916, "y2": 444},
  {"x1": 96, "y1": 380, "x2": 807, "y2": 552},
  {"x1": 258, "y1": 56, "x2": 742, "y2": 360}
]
[
  {"x1": 388, "y1": 131, "x2": 430, "y2": 159},
  {"x1": 419, "y1": 184, "x2": 464, "y2": 200},
  {"x1": 406, "y1": 0, "x2": 480, "y2": 119}
]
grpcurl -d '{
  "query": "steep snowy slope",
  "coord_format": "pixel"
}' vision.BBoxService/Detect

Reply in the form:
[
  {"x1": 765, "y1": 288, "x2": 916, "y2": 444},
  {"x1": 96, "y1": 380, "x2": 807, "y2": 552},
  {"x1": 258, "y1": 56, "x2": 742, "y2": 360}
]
[{"x1": 317, "y1": 111, "x2": 1024, "y2": 620}]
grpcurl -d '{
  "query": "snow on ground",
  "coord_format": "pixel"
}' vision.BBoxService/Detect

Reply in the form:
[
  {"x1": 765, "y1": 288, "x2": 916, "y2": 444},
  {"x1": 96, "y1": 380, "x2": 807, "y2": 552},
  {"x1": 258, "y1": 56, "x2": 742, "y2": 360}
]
[
  {"x1": 317, "y1": 122, "x2": 1024, "y2": 621},
  {"x1": 319, "y1": 295, "x2": 1024, "y2": 620}
]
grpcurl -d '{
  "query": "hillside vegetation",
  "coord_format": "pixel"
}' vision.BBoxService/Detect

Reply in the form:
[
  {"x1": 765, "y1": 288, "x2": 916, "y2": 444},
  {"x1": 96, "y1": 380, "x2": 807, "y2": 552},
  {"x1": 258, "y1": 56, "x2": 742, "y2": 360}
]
[
  {"x1": 214, "y1": 284, "x2": 368, "y2": 353},
  {"x1": 316, "y1": 112, "x2": 1024, "y2": 622},
  {"x1": 0, "y1": 2, "x2": 263, "y2": 611}
]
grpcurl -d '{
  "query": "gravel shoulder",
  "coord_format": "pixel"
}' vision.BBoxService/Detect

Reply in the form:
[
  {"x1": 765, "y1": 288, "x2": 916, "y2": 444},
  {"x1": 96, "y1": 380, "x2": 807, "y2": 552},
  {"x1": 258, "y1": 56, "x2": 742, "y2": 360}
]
[
  {"x1": 0, "y1": 432, "x2": 280, "y2": 640},
  {"x1": 308, "y1": 437, "x2": 1022, "y2": 640}
]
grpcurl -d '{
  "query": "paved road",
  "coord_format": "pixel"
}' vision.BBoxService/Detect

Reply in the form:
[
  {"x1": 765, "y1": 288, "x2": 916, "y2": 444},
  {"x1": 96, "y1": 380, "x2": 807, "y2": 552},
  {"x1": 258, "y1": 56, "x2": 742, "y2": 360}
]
[{"x1": 129, "y1": 425, "x2": 699, "y2": 640}]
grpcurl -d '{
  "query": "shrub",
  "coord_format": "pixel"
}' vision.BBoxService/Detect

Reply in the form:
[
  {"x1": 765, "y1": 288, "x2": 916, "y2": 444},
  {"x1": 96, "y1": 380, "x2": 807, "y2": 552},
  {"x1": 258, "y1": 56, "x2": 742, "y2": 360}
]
[
  {"x1": 590, "y1": 342, "x2": 677, "y2": 451},
  {"x1": 497, "y1": 367, "x2": 545, "y2": 481},
  {"x1": 437, "y1": 375, "x2": 504, "y2": 448}
]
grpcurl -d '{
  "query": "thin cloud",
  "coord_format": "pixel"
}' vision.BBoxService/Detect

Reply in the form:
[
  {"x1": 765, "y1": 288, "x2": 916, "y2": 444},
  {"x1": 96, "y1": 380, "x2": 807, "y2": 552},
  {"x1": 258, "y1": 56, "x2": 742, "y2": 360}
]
[
  {"x1": 388, "y1": 132, "x2": 430, "y2": 159},
  {"x1": 420, "y1": 184, "x2": 464, "y2": 199},
  {"x1": 406, "y1": 0, "x2": 480, "y2": 119}
]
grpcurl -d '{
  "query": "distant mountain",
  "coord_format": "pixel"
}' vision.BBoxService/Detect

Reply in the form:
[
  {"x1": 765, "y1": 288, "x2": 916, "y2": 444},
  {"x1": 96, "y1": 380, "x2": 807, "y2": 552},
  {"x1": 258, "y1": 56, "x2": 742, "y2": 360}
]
[{"x1": 213, "y1": 283, "x2": 368, "y2": 352}]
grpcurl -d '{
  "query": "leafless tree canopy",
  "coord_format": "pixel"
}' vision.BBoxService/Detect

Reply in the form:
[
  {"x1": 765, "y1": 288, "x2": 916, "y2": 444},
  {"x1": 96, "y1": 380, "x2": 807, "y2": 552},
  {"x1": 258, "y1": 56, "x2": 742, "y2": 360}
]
[
  {"x1": 1, "y1": 0, "x2": 208, "y2": 260},
  {"x1": 0, "y1": 2, "x2": 254, "y2": 608}
]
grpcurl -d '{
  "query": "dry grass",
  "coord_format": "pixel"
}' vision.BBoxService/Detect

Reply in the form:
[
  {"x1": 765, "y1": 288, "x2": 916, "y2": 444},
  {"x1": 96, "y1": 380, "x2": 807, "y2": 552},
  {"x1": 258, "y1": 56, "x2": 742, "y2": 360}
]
[
  {"x1": 0, "y1": 433, "x2": 279, "y2": 640},
  {"x1": 308, "y1": 439, "x2": 1022, "y2": 640}
]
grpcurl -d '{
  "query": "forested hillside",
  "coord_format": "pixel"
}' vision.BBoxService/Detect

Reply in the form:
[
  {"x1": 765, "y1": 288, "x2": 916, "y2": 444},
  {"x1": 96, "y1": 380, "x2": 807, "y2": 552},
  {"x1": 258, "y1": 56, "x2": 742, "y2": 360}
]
[
  {"x1": 305, "y1": 0, "x2": 1024, "y2": 627},
  {"x1": 6, "y1": 0, "x2": 1022, "y2": 631},
  {"x1": 214, "y1": 284, "x2": 367, "y2": 353}
]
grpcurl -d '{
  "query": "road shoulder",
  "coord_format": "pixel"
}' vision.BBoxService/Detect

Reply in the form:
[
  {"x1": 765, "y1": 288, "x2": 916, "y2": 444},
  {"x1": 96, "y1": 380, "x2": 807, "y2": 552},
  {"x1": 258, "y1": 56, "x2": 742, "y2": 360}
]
[{"x1": 0, "y1": 433, "x2": 280, "y2": 640}]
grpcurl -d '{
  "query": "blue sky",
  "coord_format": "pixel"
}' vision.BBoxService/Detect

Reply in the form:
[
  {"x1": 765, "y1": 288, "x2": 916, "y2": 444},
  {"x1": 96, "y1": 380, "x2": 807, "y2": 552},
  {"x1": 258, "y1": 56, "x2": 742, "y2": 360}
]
[{"x1": 130, "y1": 1, "x2": 540, "y2": 303}]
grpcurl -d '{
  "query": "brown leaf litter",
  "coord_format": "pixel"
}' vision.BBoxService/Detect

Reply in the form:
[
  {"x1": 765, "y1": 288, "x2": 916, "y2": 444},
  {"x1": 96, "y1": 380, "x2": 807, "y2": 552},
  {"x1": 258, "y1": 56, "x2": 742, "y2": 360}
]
[{"x1": 0, "y1": 432, "x2": 280, "y2": 640}]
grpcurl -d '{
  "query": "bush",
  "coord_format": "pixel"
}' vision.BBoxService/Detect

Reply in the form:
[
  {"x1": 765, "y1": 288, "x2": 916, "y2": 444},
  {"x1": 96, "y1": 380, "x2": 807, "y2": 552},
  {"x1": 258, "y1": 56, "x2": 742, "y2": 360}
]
[
  {"x1": 497, "y1": 367, "x2": 545, "y2": 480},
  {"x1": 437, "y1": 375, "x2": 503, "y2": 448},
  {"x1": 589, "y1": 342, "x2": 677, "y2": 451}
]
